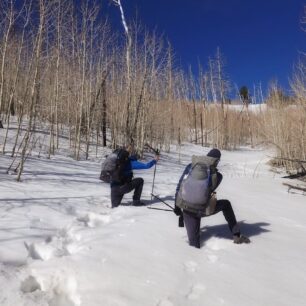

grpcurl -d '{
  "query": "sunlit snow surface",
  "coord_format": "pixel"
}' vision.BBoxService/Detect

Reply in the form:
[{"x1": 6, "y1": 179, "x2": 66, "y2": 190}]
[{"x1": 1, "y1": 129, "x2": 306, "y2": 305}]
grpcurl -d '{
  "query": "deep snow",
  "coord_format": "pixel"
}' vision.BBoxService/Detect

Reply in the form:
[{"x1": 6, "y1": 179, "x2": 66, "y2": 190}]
[{"x1": 1, "y1": 129, "x2": 306, "y2": 306}]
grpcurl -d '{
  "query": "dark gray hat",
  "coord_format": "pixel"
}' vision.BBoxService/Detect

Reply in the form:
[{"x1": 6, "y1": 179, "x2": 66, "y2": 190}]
[{"x1": 207, "y1": 148, "x2": 221, "y2": 159}]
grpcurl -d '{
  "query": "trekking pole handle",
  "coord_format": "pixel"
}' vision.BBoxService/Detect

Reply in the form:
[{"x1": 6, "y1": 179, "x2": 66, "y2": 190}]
[{"x1": 145, "y1": 143, "x2": 160, "y2": 156}]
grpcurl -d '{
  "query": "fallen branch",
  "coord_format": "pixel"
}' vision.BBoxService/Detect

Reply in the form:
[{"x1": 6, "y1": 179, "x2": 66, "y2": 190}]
[
  {"x1": 274, "y1": 157, "x2": 306, "y2": 164},
  {"x1": 282, "y1": 172, "x2": 306, "y2": 179},
  {"x1": 271, "y1": 157, "x2": 306, "y2": 179},
  {"x1": 283, "y1": 182, "x2": 306, "y2": 193}
]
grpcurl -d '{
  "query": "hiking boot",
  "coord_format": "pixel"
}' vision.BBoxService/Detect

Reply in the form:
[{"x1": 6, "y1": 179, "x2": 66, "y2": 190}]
[
  {"x1": 233, "y1": 235, "x2": 250, "y2": 244},
  {"x1": 132, "y1": 200, "x2": 145, "y2": 206}
]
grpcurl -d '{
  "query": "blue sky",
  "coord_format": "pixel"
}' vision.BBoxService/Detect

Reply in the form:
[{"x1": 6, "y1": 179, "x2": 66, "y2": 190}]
[{"x1": 105, "y1": 0, "x2": 306, "y2": 96}]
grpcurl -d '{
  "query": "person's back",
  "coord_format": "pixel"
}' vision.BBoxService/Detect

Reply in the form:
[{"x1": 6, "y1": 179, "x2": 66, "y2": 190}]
[
  {"x1": 100, "y1": 148, "x2": 130, "y2": 184},
  {"x1": 175, "y1": 148, "x2": 250, "y2": 248},
  {"x1": 176, "y1": 155, "x2": 218, "y2": 215},
  {"x1": 109, "y1": 145, "x2": 158, "y2": 208}
]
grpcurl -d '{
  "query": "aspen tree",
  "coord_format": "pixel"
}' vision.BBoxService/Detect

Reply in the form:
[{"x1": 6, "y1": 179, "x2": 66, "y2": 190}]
[
  {"x1": 0, "y1": 0, "x2": 18, "y2": 131},
  {"x1": 112, "y1": 0, "x2": 132, "y2": 143},
  {"x1": 17, "y1": 0, "x2": 48, "y2": 181},
  {"x1": 2, "y1": 1, "x2": 32, "y2": 154}
]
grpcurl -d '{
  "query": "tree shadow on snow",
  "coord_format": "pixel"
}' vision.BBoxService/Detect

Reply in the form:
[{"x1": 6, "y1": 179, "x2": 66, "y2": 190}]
[
  {"x1": 200, "y1": 221, "x2": 270, "y2": 245},
  {"x1": 0, "y1": 195, "x2": 102, "y2": 217},
  {"x1": 0, "y1": 259, "x2": 27, "y2": 267}
]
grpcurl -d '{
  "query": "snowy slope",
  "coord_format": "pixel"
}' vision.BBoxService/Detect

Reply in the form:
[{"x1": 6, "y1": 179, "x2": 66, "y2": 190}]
[{"x1": 0, "y1": 138, "x2": 306, "y2": 306}]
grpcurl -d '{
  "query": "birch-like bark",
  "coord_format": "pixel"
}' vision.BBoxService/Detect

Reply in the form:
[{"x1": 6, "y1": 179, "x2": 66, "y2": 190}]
[
  {"x1": 0, "y1": 0, "x2": 16, "y2": 130},
  {"x1": 17, "y1": 0, "x2": 46, "y2": 181},
  {"x1": 112, "y1": 0, "x2": 132, "y2": 143},
  {"x1": 2, "y1": 1, "x2": 32, "y2": 154}
]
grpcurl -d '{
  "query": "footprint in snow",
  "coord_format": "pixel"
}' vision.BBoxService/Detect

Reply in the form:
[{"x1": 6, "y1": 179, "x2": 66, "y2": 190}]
[
  {"x1": 77, "y1": 212, "x2": 111, "y2": 228},
  {"x1": 206, "y1": 237, "x2": 229, "y2": 251},
  {"x1": 24, "y1": 241, "x2": 54, "y2": 261},
  {"x1": 207, "y1": 253, "x2": 218, "y2": 263},
  {"x1": 21, "y1": 272, "x2": 81, "y2": 306},
  {"x1": 187, "y1": 283, "x2": 206, "y2": 300},
  {"x1": 24, "y1": 227, "x2": 82, "y2": 261},
  {"x1": 65, "y1": 205, "x2": 77, "y2": 216},
  {"x1": 29, "y1": 217, "x2": 43, "y2": 228},
  {"x1": 20, "y1": 275, "x2": 41, "y2": 293},
  {"x1": 184, "y1": 260, "x2": 198, "y2": 272}
]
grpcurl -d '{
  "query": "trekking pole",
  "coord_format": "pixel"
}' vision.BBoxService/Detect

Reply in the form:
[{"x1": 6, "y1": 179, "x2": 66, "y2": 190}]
[
  {"x1": 151, "y1": 161, "x2": 158, "y2": 200},
  {"x1": 144, "y1": 143, "x2": 160, "y2": 200},
  {"x1": 147, "y1": 206, "x2": 173, "y2": 212},
  {"x1": 150, "y1": 193, "x2": 174, "y2": 211},
  {"x1": 150, "y1": 193, "x2": 184, "y2": 227}
]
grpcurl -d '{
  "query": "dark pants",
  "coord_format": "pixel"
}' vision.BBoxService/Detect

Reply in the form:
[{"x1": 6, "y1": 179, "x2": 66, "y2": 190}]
[
  {"x1": 111, "y1": 178, "x2": 144, "y2": 208},
  {"x1": 183, "y1": 199, "x2": 240, "y2": 248}
]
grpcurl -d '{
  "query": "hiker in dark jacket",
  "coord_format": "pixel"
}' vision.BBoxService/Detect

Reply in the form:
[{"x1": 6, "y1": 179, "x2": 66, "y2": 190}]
[
  {"x1": 175, "y1": 148, "x2": 250, "y2": 248},
  {"x1": 111, "y1": 146, "x2": 159, "y2": 208}
]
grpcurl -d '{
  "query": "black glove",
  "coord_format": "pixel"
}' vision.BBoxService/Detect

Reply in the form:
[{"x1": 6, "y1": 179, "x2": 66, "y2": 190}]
[
  {"x1": 174, "y1": 205, "x2": 182, "y2": 216},
  {"x1": 178, "y1": 215, "x2": 184, "y2": 227}
]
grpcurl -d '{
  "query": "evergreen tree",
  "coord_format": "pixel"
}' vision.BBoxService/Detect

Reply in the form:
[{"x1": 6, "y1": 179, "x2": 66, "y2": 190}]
[{"x1": 239, "y1": 86, "x2": 249, "y2": 103}]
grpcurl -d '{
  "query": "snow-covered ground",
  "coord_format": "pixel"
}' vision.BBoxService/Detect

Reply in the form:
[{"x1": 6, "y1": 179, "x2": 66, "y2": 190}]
[
  {"x1": 227, "y1": 103, "x2": 267, "y2": 113},
  {"x1": 1, "y1": 129, "x2": 306, "y2": 306}
]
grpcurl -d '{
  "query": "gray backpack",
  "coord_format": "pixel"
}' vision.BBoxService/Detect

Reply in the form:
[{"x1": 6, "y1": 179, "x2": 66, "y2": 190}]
[
  {"x1": 100, "y1": 152, "x2": 118, "y2": 183},
  {"x1": 176, "y1": 155, "x2": 217, "y2": 214},
  {"x1": 99, "y1": 148, "x2": 129, "y2": 183}
]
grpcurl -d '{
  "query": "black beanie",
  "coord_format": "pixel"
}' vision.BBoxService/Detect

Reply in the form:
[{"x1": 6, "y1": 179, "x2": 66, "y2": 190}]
[{"x1": 207, "y1": 148, "x2": 221, "y2": 159}]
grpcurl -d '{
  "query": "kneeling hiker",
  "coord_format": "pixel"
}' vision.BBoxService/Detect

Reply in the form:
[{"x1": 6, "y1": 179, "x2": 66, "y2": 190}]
[
  {"x1": 175, "y1": 148, "x2": 250, "y2": 248},
  {"x1": 105, "y1": 146, "x2": 159, "y2": 208}
]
